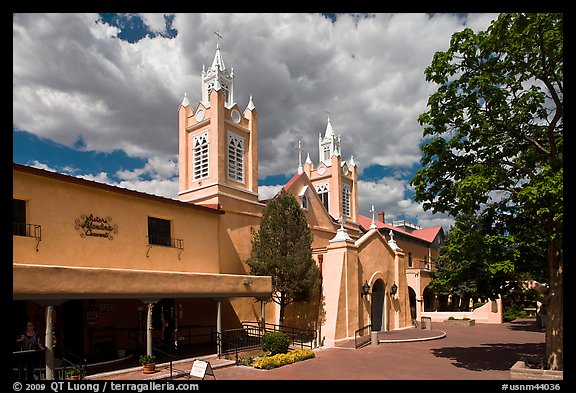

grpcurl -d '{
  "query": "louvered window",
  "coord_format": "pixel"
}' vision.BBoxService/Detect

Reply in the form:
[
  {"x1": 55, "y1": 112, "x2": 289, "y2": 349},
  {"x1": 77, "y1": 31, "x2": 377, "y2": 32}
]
[
  {"x1": 228, "y1": 132, "x2": 244, "y2": 182},
  {"x1": 193, "y1": 132, "x2": 209, "y2": 180},
  {"x1": 342, "y1": 185, "x2": 351, "y2": 217}
]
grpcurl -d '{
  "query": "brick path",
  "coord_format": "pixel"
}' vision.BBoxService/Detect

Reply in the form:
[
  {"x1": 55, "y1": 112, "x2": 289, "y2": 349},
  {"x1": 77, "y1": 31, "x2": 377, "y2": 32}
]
[{"x1": 88, "y1": 319, "x2": 546, "y2": 381}]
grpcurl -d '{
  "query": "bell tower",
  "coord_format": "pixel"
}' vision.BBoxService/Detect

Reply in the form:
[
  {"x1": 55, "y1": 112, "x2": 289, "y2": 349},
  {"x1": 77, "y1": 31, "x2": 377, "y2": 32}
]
[
  {"x1": 304, "y1": 115, "x2": 359, "y2": 228},
  {"x1": 178, "y1": 34, "x2": 259, "y2": 209}
]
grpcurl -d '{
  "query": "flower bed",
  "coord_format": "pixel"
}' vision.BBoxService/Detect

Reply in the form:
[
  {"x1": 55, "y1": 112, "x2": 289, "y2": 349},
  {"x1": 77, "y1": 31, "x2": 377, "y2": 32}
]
[
  {"x1": 253, "y1": 348, "x2": 315, "y2": 370},
  {"x1": 444, "y1": 318, "x2": 475, "y2": 326}
]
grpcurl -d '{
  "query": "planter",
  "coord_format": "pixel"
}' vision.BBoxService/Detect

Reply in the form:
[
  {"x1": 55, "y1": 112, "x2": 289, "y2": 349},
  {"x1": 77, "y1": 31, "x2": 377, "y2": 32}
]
[
  {"x1": 142, "y1": 363, "x2": 156, "y2": 374},
  {"x1": 510, "y1": 361, "x2": 563, "y2": 380},
  {"x1": 444, "y1": 319, "x2": 475, "y2": 326}
]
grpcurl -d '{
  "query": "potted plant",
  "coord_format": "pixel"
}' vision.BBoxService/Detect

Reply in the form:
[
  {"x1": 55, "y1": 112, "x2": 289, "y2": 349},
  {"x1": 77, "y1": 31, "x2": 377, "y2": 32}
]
[
  {"x1": 139, "y1": 354, "x2": 156, "y2": 373},
  {"x1": 65, "y1": 366, "x2": 82, "y2": 380}
]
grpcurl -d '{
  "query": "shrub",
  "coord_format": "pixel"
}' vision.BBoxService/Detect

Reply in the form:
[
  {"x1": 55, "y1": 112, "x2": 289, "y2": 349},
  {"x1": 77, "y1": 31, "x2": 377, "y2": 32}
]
[
  {"x1": 261, "y1": 331, "x2": 291, "y2": 355},
  {"x1": 253, "y1": 349, "x2": 315, "y2": 369},
  {"x1": 139, "y1": 354, "x2": 156, "y2": 365},
  {"x1": 65, "y1": 366, "x2": 82, "y2": 377}
]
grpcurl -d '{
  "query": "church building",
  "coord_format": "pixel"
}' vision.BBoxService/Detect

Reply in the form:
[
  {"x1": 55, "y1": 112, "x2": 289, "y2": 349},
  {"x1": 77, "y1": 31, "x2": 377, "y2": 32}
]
[{"x1": 12, "y1": 38, "x2": 443, "y2": 377}]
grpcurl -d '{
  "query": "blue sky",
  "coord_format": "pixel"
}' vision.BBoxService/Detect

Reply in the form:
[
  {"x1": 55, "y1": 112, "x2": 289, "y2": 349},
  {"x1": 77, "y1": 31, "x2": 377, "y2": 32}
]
[{"x1": 13, "y1": 13, "x2": 499, "y2": 230}]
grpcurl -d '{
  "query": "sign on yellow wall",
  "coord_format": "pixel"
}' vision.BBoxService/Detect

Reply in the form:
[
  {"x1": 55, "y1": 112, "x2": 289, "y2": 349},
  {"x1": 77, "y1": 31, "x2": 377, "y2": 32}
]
[{"x1": 75, "y1": 214, "x2": 118, "y2": 240}]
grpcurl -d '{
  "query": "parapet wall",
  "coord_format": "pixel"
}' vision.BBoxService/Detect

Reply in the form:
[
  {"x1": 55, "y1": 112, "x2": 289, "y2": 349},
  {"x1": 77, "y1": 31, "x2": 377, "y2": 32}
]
[{"x1": 421, "y1": 297, "x2": 502, "y2": 324}]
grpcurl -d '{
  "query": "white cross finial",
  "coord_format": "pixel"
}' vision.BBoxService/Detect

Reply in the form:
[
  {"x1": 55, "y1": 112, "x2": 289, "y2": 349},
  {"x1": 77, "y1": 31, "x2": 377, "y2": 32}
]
[
  {"x1": 369, "y1": 205, "x2": 378, "y2": 229},
  {"x1": 389, "y1": 230, "x2": 395, "y2": 242},
  {"x1": 293, "y1": 141, "x2": 304, "y2": 173},
  {"x1": 339, "y1": 216, "x2": 345, "y2": 229},
  {"x1": 326, "y1": 109, "x2": 331, "y2": 122}
]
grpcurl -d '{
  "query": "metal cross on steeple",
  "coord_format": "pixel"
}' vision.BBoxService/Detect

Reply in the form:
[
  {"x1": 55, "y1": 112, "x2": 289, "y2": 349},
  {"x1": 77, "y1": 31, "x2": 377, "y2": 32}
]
[
  {"x1": 294, "y1": 140, "x2": 304, "y2": 174},
  {"x1": 214, "y1": 30, "x2": 222, "y2": 48}
]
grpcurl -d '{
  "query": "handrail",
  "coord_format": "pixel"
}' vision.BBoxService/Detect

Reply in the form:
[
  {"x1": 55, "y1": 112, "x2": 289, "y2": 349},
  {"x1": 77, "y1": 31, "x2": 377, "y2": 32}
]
[
  {"x1": 60, "y1": 348, "x2": 88, "y2": 380},
  {"x1": 217, "y1": 325, "x2": 262, "y2": 360},
  {"x1": 354, "y1": 324, "x2": 372, "y2": 349},
  {"x1": 152, "y1": 341, "x2": 178, "y2": 380},
  {"x1": 242, "y1": 321, "x2": 317, "y2": 349}
]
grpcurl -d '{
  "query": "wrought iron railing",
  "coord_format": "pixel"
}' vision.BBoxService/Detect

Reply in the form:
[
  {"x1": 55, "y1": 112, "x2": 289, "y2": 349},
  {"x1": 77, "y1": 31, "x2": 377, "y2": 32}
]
[
  {"x1": 354, "y1": 324, "x2": 372, "y2": 349},
  {"x1": 147, "y1": 233, "x2": 183, "y2": 249},
  {"x1": 146, "y1": 233, "x2": 184, "y2": 259},
  {"x1": 13, "y1": 223, "x2": 41, "y2": 238},
  {"x1": 13, "y1": 223, "x2": 42, "y2": 251},
  {"x1": 58, "y1": 348, "x2": 87, "y2": 380},
  {"x1": 243, "y1": 321, "x2": 317, "y2": 349},
  {"x1": 217, "y1": 325, "x2": 262, "y2": 362},
  {"x1": 217, "y1": 321, "x2": 318, "y2": 362}
]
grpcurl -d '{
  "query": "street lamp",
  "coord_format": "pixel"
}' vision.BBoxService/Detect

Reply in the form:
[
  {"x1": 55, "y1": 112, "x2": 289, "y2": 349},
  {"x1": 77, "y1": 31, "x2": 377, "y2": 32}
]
[
  {"x1": 361, "y1": 281, "x2": 370, "y2": 298},
  {"x1": 390, "y1": 283, "x2": 398, "y2": 296}
]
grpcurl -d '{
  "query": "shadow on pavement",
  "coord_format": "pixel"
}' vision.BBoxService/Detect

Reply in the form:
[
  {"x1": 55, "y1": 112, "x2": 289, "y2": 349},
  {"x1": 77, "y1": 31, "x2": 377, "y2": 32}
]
[
  {"x1": 506, "y1": 319, "x2": 545, "y2": 333},
  {"x1": 431, "y1": 342, "x2": 545, "y2": 371}
]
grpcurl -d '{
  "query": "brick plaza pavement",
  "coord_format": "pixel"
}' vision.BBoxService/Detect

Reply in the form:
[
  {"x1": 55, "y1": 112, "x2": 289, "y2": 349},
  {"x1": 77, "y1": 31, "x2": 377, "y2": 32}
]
[{"x1": 88, "y1": 319, "x2": 547, "y2": 381}]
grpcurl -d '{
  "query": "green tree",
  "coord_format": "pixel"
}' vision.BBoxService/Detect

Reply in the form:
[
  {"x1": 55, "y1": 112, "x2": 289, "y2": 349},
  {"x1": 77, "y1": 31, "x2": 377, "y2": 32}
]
[
  {"x1": 430, "y1": 212, "x2": 518, "y2": 299},
  {"x1": 411, "y1": 13, "x2": 562, "y2": 370},
  {"x1": 246, "y1": 190, "x2": 321, "y2": 325}
]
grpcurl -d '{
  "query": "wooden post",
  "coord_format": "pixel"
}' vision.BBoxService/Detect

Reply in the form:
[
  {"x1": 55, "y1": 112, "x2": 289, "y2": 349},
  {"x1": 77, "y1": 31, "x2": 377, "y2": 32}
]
[
  {"x1": 45, "y1": 305, "x2": 55, "y2": 380},
  {"x1": 147, "y1": 303, "x2": 154, "y2": 357},
  {"x1": 216, "y1": 300, "x2": 222, "y2": 356}
]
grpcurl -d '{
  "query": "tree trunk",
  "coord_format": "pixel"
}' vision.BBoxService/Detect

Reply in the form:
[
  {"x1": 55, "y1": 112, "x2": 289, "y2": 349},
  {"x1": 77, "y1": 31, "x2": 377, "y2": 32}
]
[
  {"x1": 546, "y1": 236, "x2": 563, "y2": 370},
  {"x1": 279, "y1": 292, "x2": 285, "y2": 326}
]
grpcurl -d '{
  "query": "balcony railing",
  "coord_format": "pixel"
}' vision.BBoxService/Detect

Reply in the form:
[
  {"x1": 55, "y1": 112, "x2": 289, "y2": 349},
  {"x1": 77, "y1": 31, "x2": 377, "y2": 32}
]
[
  {"x1": 146, "y1": 234, "x2": 184, "y2": 259},
  {"x1": 13, "y1": 223, "x2": 41, "y2": 251},
  {"x1": 408, "y1": 258, "x2": 434, "y2": 271}
]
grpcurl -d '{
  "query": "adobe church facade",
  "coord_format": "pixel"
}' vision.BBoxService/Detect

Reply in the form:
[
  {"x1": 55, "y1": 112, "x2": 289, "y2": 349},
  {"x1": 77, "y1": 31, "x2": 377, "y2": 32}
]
[
  {"x1": 13, "y1": 39, "x2": 442, "y2": 375},
  {"x1": 176, "y1": 41, "x2": 415, "y2": 346}
]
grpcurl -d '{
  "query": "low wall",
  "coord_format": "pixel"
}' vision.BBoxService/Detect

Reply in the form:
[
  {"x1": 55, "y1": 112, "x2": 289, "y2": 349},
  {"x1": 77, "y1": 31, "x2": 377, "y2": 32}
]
[
  {"x1": 422, "y1": 298, "x2": 502, "y2": 324},
  {"x1": 510, "y1": 361, "x2": 563, "y2": 380}
]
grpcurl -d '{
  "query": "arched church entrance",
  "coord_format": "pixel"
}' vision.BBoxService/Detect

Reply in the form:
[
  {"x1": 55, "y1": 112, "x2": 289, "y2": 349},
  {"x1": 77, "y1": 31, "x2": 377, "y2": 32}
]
[
  {"x1": 371, "y1": 279, "x2": 385, "y2": 331},
  {"x1": 422, "y1": 285, "x2": 437, "y2": 311},
  {"x1": 408, "y1": 286, "x2": 417, "y2": 322}
]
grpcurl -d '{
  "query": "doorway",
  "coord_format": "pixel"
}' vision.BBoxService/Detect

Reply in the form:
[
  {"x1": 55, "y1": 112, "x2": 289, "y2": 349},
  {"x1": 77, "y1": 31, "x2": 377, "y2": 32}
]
[{"x1": 370, "y1": 279, "x2": 385, "y2": 331}]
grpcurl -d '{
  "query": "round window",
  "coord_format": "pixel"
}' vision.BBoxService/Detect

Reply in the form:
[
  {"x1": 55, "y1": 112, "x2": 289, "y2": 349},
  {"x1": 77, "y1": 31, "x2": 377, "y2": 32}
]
[{"x1": 231, "y1": 109, "x2": 241, "y2": 123}]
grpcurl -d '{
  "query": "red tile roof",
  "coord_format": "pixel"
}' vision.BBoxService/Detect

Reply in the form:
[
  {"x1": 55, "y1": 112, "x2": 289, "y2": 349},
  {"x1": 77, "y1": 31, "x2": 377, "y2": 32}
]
[
  {"x1": 358, "y1": 214, "x2": 442, "y2": 244},
  {"x1": 282, "y1": 172, "x2": 303, "y2": 191}
]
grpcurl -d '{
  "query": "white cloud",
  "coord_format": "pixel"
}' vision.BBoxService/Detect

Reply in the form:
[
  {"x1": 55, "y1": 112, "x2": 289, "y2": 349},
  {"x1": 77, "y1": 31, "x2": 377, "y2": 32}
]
[
  {"x1": 117, "y1": 178, "x2": 179, "y2": 199},
  {"x1": 138, "y1": 13, "x2": 170, "y2": 34},
  {"x1": 13, "y1": 13, "x2": 499, "y2": 230},
  {"x1": 28, "y1": 160, "x2": 57, "y2": 172},
  {"x1": 258, "y1": 184, "x2": 284, "y2": 201}
]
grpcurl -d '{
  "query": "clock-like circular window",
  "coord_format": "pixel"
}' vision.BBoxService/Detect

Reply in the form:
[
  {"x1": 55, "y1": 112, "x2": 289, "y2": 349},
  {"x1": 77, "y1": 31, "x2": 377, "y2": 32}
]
[
  {"x1": 195, "y1": 109, "x2": 205, "y2": 122},
  {"x1": 231, "y1": 109, "x2": 241, "y2": 123}
]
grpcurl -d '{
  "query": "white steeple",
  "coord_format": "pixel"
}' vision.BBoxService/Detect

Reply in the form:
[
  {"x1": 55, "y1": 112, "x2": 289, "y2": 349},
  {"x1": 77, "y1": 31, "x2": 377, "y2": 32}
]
[
  {"x1": 318, "y1": 111, "x2": 341, "y2": 166},
  {"x1": 201, "y1": 31, "x2": 234, "y2": 108}
]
